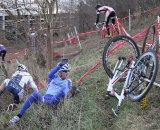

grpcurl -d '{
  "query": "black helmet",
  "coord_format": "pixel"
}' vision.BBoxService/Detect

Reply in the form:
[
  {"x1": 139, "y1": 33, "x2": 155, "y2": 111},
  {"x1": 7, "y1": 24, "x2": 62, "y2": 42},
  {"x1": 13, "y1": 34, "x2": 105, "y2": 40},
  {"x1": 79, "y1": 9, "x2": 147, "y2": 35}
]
[{"x1": 95, "y1": 3, "x2": 101, "y2": 9}]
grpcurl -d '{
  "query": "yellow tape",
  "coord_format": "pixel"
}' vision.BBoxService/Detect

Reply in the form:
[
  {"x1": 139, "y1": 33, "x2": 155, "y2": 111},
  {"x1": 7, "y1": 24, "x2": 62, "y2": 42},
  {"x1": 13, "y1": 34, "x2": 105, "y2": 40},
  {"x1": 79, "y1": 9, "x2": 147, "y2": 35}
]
[{"x1": 140, "y1": 81, "x2": 147, "y2": 109}]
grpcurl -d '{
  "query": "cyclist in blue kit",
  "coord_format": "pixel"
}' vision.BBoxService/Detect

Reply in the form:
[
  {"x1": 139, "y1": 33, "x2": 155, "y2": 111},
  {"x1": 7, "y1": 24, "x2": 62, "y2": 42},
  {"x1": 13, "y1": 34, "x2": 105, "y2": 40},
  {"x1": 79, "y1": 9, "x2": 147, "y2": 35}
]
[{"x1": 8, "y1": 58, "x2": 77, "y2": 125}]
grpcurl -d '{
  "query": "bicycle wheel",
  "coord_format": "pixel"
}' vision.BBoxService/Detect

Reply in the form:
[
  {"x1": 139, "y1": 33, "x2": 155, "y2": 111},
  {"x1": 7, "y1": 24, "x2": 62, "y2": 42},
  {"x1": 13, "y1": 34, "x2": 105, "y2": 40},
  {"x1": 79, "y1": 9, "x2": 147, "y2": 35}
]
[
  {"x1": 142, "y1": 24, "x2": 159, "y2": 53},
  {"x1": 128, "y1": 50, "x2": 158, "y2": 101},
  {"x1": 102, "y1": 35, "x2": 140, "y2": 78}
]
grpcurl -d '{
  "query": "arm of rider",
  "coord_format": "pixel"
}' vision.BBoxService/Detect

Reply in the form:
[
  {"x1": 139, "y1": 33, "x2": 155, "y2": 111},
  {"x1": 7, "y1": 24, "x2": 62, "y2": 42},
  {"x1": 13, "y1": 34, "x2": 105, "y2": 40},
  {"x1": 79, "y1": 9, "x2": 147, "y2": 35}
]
[
  {"x1": 57, "y1": 58, "x2": 68, "y2": 66},
  {"x1": 63, "y1": 79, "x2": 72, "y2": 99},
  {"x1": 29, "y1": 81, "x2": 39, "y2": 92},
  {"x1": 96, "y1": 14, "x2": 100, "y2": 24},
  {"x1": 48, "y1": 58, "x2": 68, "y2": 82},
  {"x1": 67, "y1": 86, "x2": 75, "y2": 98},
  {"x1": 94, "y1": 14, "x2": 100, "y2": 29},
  {"x1": 48, "y1": 58, "x2": 69, "y2": 84},
  {"x1": 94, "y1": 23, "x2": 99, "y2": 29},
  {"x1": 27, "y1": 76, "x2": 39, "y2": 92},
  {"x1": 0, "y1": 86, "x2": 5, "y2": 96},
  {"x1": 0, "y1": 80, "x2": 8, "y2": 96}
]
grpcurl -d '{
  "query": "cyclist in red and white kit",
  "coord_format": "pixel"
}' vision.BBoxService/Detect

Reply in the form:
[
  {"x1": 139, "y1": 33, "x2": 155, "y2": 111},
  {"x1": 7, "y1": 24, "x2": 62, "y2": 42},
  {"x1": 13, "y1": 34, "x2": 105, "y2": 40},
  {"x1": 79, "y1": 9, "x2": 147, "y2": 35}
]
[{"x1": 95, "y1": 3, "x2": 116, "y2": 37}]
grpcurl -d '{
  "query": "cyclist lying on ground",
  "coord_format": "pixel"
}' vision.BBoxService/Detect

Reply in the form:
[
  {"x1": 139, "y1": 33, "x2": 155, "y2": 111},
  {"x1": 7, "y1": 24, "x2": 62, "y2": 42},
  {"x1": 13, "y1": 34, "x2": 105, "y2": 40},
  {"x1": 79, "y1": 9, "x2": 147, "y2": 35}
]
[
  {"x1": 94, "y1": 3, "x2": 117, "y2": 37},
  {"x1": 0, "y1": 44, "x2": 7, "y2": 62},
  {"x1": 0, "y1": 64, "x2": 39, "y2": 111},
  {"x1": 8, "y1": 58, "x2": 79, "y2": 125}
]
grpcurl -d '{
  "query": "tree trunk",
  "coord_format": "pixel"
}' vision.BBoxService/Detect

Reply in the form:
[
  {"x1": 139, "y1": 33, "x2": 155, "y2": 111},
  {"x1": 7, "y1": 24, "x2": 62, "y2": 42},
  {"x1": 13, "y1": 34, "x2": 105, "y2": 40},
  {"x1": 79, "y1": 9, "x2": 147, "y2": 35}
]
[{"x1": 47, "y1": 23, "x2": 53, "y2": 69}]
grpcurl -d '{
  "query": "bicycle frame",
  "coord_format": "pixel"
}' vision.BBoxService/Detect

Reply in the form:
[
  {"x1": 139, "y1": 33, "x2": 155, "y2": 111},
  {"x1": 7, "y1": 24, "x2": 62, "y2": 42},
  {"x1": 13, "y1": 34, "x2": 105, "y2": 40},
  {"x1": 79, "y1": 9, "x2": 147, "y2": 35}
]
[
  {"x1": 107, "y1": 58, "x2": 135, "y2": 109},
  {"x1": 98, "y1": 17, "x2": 131, "y2": 39},
  {"x1": 111, "y1": 17, "x2": 131, "y2": 37}
]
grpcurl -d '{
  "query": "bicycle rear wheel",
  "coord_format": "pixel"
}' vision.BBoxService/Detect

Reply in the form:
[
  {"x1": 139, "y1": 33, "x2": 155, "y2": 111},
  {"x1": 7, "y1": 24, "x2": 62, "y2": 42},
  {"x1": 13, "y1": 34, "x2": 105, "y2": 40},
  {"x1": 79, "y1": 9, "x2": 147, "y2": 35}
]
[
  {"x1": 128, "y1": 50, "x2": 158, "y2": 101},
  {"x1": 142, "y1": 24, "x2": 159, "y2": 53},
  {"x1": 102, "y1": 35, "x2": 140, "y2": 78}
]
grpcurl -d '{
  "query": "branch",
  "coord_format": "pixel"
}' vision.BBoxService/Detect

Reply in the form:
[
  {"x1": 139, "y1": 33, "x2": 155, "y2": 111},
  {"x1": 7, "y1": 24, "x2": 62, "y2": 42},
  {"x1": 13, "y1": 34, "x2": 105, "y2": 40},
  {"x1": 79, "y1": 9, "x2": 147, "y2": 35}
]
[{"x1": 0, "y1": 2, "x2": 15, "y2": 18}]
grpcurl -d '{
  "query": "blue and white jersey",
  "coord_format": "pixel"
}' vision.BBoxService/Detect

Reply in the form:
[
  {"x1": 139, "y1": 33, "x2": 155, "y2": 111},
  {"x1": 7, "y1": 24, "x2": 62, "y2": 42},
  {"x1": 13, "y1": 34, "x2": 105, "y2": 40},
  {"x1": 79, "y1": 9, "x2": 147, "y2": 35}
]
[
  {"x1": 43, "y1": 65, "x2": 72, "y2": 104},
  {"x1": 4, "y1": 71, "x2": 38, "y2": 101},
  {"x1": 45, "y1": 75, "x2": 72, "y2": 98}
]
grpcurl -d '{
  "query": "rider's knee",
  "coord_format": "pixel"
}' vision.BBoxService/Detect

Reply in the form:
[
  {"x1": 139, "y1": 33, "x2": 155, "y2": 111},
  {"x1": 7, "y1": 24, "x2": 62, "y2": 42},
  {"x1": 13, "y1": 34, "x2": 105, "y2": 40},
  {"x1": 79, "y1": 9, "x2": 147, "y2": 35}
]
[{"x1": 31, "y1": 92, "x2": 42, "y2": 100}]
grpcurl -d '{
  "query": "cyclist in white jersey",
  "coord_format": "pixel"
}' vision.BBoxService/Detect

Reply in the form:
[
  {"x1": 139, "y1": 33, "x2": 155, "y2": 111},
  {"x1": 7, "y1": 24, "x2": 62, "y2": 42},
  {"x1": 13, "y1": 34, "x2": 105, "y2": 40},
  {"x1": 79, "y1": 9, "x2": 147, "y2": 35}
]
[
  {"x1": 8, "y1": 58, "x2": 79, "y2": 125},
  {"x1": 0, "y1": 64, "x2": 39, "y2": 110},
  {"x1": 95, "y1": 3, "x2": 116, "y2": 37}
]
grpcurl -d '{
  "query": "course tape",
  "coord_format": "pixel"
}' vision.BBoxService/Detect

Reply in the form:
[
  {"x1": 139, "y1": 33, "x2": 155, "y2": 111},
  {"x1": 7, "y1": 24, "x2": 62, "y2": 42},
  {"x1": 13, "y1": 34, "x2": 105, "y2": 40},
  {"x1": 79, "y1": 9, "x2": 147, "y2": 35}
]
[
  {"x1": 0, "y1": 55, "x2": 24, "y2": 65},
  {"x1": 6, "y1": 49, "x2": 25, "y2": 56}
]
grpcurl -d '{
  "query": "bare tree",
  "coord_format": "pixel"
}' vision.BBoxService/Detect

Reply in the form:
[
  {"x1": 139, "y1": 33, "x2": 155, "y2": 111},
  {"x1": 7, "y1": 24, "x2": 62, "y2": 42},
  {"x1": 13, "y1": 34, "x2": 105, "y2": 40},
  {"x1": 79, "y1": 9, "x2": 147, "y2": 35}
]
[
  {"x1": 0, "y1": 0, "x2": 59, "y2": 68},
  {"x1": 33, "y1": 0, "x2": 58, "y2": 69}
]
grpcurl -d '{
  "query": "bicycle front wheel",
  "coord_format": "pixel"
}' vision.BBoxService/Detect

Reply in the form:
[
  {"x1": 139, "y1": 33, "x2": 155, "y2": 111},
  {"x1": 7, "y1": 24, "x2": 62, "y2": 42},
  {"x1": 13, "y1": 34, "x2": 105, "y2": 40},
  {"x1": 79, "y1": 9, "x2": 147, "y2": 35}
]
[
  {"x1": 128, "y1": 50, "x2": 158, "y2": 101},
  {"x1": 102, "y1": 35, "x2": 140, "y2": 78}
]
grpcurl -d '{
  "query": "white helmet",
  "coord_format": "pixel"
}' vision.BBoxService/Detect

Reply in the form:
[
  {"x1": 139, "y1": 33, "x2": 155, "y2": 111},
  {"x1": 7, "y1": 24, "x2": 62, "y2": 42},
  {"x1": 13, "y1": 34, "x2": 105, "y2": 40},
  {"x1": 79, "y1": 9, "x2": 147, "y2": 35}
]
[
  {"x1": 17, "y1": 64, "x2": 28, "y2": 72},
  {"x1": 59, "y1": 63, "x2": 71, "y2": 72}
]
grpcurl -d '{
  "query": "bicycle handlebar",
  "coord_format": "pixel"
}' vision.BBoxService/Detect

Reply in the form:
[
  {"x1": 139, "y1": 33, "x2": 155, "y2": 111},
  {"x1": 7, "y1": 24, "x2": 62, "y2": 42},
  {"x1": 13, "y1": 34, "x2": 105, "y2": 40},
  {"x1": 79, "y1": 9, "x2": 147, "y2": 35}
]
[
  {"x1": 97, "y1": 22, "x2": 105, "y2": 25},
  {"x1": 94, "y1": 22, "x2": 105, "y2": 29}
]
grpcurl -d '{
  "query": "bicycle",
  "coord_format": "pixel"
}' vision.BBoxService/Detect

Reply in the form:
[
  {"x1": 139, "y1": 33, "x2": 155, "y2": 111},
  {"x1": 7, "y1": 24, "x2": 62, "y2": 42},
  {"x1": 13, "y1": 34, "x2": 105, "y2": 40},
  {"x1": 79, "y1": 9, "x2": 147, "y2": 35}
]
[
  {"x1": 102, "y1": 35, "x2": 159, "y2": 116},
  {"x1": 95, "y1": 17, "x2": 130, "y2": 39},
  {"x1": 142, "y1": 16, "x2": 160, "y2": 54}
]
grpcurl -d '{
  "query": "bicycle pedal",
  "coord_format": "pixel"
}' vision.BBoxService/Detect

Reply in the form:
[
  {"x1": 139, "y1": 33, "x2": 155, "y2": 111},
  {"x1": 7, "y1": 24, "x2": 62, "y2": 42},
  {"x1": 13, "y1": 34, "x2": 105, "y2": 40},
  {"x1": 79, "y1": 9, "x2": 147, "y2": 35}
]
[{"x1": 112, "y1": 108, "x2": 119, "y2": 116}]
